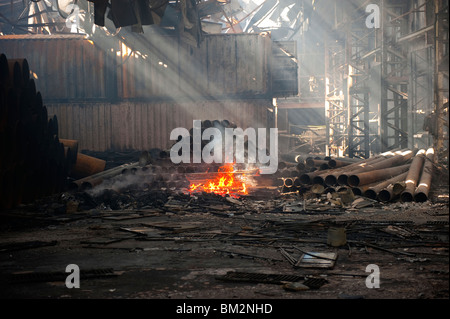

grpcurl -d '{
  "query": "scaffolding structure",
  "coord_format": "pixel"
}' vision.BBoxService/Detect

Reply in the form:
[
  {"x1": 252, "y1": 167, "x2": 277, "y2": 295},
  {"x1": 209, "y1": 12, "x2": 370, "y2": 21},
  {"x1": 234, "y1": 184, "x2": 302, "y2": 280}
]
[
  {"x1": 325, "y1": 0, "x2": 448, "y2": 159},
  {"x1": 325, "y1": 0, "x2": 377, "y2": 158},
  {"x1": 433, "y1": 0, "x2": 449, "y2": 160},
  {"x1": 379, "y1": 0, "x2": 409, "y2": 152}
]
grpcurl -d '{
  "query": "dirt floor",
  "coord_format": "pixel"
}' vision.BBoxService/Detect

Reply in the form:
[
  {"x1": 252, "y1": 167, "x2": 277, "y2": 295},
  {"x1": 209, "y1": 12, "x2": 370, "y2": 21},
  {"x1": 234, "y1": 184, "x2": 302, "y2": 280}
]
[
  {"x1": 0, "y1": 190, "x2": 448, "y2": 301},
  {"x1": 0, "y1": 154, "x2": 448, "y2": 314}
]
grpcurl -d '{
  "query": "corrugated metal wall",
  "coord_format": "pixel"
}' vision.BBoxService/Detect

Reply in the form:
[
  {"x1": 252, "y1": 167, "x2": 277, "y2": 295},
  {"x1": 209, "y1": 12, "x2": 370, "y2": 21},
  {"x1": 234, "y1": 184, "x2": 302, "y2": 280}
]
[
  {"x1": 0, "y1": 34, "x2": 111, "y2": 100},
  {"x1": 119, "y1": 33, "x2": 272, "y2": 99},
  {"x1": 1, "y1": 33, "x2": 273, "y2": 100},
  {"x1": 46, "y1": 100, "x2": 270, "y2": 151},
  {"x1": 2, "y1": 34, "x2": 272, "y2": 151}
]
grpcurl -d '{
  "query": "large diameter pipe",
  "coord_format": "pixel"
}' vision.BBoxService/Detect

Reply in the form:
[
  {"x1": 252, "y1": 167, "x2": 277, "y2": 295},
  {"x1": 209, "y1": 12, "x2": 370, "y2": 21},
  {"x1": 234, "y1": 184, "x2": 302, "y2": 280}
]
[
  {"x1": 0, "y1": 53, "x2": 8, "y2": 86},
  {"x1": 336, "y1": 156, "x2": 392, "y2": 186},
  {"x1": 7, "y1": 58, "x2": 29, "y2": 88},
  {"x1": 69, "y1": 162, "x2": 141, "y2": 190},
  {"x1": 328, "y1": 159, "x2": 355, "y2": 168},
  {"x1": 413, "y1": 148, "x2": 435, "y2": 202},
  {"x1": 325, "y1": 152, "x2": 396, "y2": 186},
  {"x1": 338, "y1": 150, "x2": 414, "y2": 186},
  {"x1": 393, "y1": 182, "x2": 406, "y2": 196},
  {"x1": 400, "y1": 149, "x2": 426, "y2": 202},
  {"x1": 351, "y1": 150, "x2": 413, "y2": 175},
  {"x1": 377, "y1": 184, "x2": 396, "y2": 202},
  {"x1": 306, "y1": 159, "x2": 329, "y2": 168},
  {"x1": 284, "y1": 177, "x2": 294, "y2": 188},
  {"x1": 348, "y1": 164, "x2": 411, "y2": 187},
  {"x1": 299, "y1": 171, "x2": 318, "y2": 184},
  {"x1": 364, "y1": 171, "x2": 409, "y2": 201},
  {"x1": 60, "y1": 139, "x2": 79, "y2": 166},
  {"x1": 352, "y1": 182, "x2": 377, "y2": 196},
  {"x1": 71, "y1": 153, "x2": 106, "y2": 179},
  {"x1": 308, "y1": 158, "x2": 374, "y2": 186}
]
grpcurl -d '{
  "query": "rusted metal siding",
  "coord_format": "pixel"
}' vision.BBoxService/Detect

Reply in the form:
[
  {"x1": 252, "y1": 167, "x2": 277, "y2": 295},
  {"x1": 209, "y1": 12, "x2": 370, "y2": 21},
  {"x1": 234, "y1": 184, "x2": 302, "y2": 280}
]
[
  {"x1": 1, "y1": 33, "x2": 273, "y2": 100},
  {"x1": 46, "y1": 100, "x2": 270, "y2": 151},
  {"x1": 118, "y1": 33, "x2": 272, "y2": 99},
  {"x1": 0, "y1": 34, "x2": 110, "y2": 101}
]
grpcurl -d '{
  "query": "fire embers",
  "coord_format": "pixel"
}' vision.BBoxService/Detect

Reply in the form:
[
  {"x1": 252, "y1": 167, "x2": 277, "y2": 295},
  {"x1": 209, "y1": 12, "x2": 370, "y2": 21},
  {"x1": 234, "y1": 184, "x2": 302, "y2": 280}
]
[{"x1": 187, "y1": 163, "x2": 250, "y2": 198}]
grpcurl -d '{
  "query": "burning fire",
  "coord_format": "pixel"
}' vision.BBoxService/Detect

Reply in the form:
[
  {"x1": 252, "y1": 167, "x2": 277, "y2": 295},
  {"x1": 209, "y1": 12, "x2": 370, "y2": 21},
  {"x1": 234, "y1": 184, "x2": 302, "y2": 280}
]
[{"x1": 188, "y1": 163, "x2": 249, "y2": 198}]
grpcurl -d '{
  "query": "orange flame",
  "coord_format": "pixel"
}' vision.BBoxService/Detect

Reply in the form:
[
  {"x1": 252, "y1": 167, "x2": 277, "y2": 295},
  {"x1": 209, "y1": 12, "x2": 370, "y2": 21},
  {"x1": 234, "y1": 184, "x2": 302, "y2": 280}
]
[{"x1": 188, "y1": 164, "x2": 248, "y2": 198}]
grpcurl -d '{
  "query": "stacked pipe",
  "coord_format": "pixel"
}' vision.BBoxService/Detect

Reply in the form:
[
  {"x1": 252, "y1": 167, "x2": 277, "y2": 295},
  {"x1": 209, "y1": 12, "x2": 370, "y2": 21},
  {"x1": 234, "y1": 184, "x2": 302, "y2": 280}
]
[
  {"x1": 282, "y1": 148, "x2": 438, "y2": 203},
  {"x1": 275, "y1": 154, "x2": 354, "y2": 192},
  {"x1": 68, "y1": 153, "x2": 220, "y2": 192},
  {"x1": 291, "y1": 152, "x2": 385, "y2": 189},
  {"x1": 0, "y1": 53, "x2": 72, "y2": 209}
]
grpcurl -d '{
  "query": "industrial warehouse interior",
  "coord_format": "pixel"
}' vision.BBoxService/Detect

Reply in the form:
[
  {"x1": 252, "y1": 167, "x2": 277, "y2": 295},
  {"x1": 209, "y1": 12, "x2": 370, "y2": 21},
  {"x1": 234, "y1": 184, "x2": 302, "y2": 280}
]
[{"x1": 0, "y1": 0, "x2": 449, "y2": 307}]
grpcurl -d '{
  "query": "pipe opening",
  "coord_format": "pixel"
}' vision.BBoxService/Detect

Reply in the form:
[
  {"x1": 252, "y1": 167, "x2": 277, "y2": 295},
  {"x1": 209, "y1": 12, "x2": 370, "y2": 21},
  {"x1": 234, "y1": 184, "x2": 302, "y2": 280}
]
[
  {"x1": 401, "y1": 192, "x2": 413, "y2": 202},
  {"x1": 378, "y1": 190, "x2": 391, "y2": 202},
  {"x1": 364, "y1": 189, "x2": 377, "y2": 200},
  {"x1": 347, "y1": 175, "x2": 360, "y2": 187}
]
